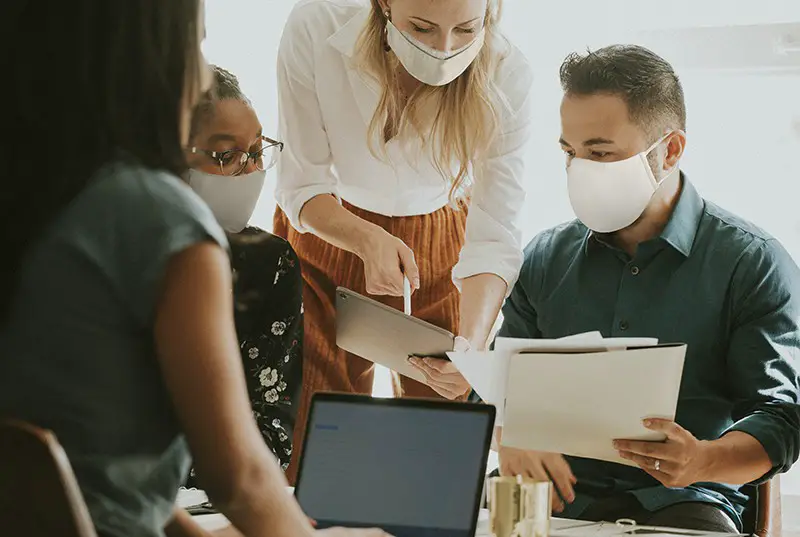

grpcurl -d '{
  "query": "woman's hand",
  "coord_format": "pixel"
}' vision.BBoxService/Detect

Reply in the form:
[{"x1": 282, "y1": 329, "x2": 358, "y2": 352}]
[
  {"x1": 408, "y1": 357, "x2": 471, "y2": 399},
  {"x1": 357, "y1": 227, "x2": 420, "y2": 296},
  {"x1": 408, "y1": 337, "x2": 472, "y2": 399}
]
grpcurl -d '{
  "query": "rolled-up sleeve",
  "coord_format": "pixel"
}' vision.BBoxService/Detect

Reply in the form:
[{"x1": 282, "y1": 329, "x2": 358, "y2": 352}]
[
  {"x1": 724, "y1": 238, "x2": 800, "y2": 481},
  {"x1": 274, "y1": 4, "x2": 339, "y2": 233},
  {"x1": 452, "y1": 49, "x2": 534, "y2": 293}
]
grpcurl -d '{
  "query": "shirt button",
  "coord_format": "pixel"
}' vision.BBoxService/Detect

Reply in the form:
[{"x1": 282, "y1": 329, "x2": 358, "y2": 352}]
[
  {"x1": 630, "y1": 266, "x2": 640, "y2": 276},
  {"x1": 619, "y1": 320, "x2": 629, "y2": 331}
]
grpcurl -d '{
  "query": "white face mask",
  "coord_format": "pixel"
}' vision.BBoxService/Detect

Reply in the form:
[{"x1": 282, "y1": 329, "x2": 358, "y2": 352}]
[
  {"x1": 385, "y1": 20, "x2": 485, "y2": 87},
  {"x1": 566, "y1": 133, "x2": 677, "y2": 233},
  {"x1": 188, "y1": 169, "x2": 265, "y2": 233}
]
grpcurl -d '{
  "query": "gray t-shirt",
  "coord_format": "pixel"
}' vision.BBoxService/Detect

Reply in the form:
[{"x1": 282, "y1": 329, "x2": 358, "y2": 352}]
[{"x1": 0, "y1": 161, "x2": 228, "y2": 537}]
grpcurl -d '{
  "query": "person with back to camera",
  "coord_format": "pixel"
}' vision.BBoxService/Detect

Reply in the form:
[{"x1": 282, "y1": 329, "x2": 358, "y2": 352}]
[
  {"x1": 273, "y1": 0, "x2": 534, "y2": 482},
  {"x1": 0, "y1": 1, "x2": 389, "y2": 536}
]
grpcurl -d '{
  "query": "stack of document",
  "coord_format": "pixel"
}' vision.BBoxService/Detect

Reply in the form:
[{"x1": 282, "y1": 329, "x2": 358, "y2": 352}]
[{"x1": 447, "y1": 332, "x2": 686, "y2": 466}]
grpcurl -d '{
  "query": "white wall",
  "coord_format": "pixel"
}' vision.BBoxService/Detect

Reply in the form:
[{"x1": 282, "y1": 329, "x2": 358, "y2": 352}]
[{"x1": 204, "y1": 0, "x2": 800, "y2": 503}]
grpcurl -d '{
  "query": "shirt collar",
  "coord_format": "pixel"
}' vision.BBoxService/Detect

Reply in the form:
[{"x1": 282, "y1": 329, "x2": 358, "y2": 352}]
[
  {"x1": 583, "y1": 173, "x2": 704, "y2": 258},
  {"x1": 659, "y1": 173, "x2": 703, "y2": 257},
  {"x1": 328, "y1": 7, "x2": 371, "y2": 58}
]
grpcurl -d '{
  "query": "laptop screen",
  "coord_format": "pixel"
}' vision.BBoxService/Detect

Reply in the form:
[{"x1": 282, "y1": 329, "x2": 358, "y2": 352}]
[{"x1": 295, "y1": 395, "x2": 494, "y2": 537}]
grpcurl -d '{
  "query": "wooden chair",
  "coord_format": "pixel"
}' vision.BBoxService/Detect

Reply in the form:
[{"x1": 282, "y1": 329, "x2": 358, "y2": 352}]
[
  {"x1": 742, "y1": 476, "x2": 782, "y2": 537},
  {"x1": 0, "y1": 419, "x2": 97, "y2": 537}
]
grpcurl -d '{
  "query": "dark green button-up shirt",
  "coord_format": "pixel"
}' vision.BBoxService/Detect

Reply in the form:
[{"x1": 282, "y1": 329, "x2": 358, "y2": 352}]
[{"x1": 499, "y1": 176, "x2": 800, "y2": 529}]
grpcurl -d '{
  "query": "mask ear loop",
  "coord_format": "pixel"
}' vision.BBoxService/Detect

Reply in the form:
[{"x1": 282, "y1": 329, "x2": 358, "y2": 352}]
[{"x1": 646, "y1": 131, "x2": 681, "y2": 186}]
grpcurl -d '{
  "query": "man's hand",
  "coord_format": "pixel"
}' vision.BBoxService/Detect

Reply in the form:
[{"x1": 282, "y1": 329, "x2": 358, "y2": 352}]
[
  {"x1": 614, "y1": 418, "x2": 712, "y2": 488},
  {"x1": 408, "y1": 357, "x2": 470, "y2": 399},
  {"x1": 498, "y1": 446, "x2": 576, "y2": 514}
]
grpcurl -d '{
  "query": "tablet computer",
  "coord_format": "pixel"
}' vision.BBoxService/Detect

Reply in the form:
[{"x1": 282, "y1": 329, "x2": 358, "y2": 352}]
[{"x1": 335, "y1": 287, "x2": 454, "y2": 384}]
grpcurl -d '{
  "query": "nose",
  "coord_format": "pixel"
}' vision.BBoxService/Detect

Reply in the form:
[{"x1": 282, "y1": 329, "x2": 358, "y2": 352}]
[{"x1": 432, "y1": 32, "x2": 455, "y2": 54}]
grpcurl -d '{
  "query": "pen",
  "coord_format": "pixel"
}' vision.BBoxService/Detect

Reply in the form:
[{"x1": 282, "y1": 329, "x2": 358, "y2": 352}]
[{"x1": 403, "y1": 276, "x2": 412, "y2": 316}]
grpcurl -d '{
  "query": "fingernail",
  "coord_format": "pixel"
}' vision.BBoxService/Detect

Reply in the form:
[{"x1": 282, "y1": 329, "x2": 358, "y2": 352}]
[
  {"x1": 612, "y1": 440, "x2": 620, "y2": 448},
  {"x1": 643, "y1": 419, "x2": 652, "y2": 427}
]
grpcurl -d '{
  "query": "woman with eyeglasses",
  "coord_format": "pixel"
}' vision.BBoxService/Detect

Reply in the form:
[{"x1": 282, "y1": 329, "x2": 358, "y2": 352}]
[
  {"x1": 185, "y1": 65, "x2": 302, "y2": 479},
  {"x1": 0, "y1": 1, "x2": 386, "y2": 537},
  {"x1": 273, "y1": 0, "x2": 533, "y2": 482}
]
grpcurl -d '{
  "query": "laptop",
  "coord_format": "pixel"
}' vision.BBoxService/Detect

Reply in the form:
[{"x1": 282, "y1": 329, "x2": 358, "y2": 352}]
[{"x1": 295, "y1": 393, "x2": 495, "y2": 537}]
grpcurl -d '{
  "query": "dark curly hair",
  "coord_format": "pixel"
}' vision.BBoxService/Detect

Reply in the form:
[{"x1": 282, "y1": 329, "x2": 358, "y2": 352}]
[{"x1": 190, "y1": 65, "x2": 252, "y2": 139}]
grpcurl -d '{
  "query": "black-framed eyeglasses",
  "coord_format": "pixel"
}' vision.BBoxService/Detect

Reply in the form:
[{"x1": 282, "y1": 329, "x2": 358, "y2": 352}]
[{"x1": 190, "y1": 135, "x2": 284, "y2": 176}]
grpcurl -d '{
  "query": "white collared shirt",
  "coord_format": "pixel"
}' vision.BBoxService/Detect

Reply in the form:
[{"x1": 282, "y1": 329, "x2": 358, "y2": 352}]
[{"x1": 275, "y1": 0, "x2": 534, "y2": 289}]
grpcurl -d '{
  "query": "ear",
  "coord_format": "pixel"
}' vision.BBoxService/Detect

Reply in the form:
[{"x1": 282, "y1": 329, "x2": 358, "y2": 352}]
[{"x1": 663, "y1": 130, "x2": 686, "y2": 170}]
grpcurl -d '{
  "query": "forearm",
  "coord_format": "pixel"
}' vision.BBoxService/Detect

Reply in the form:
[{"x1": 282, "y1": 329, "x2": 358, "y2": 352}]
[
  {"x1": 212, "y1": 453, "x2": 313, "y2": 537},
  {"x1": 165, "y1": 508, "x2": 244, "y2": 537},
  {"x1": 298, "y1": 194, "x2": 380, "y2": 258},
  {"x1": 459, "y1": 273, "x2": 507, "y2": 350},
  {"x1": 701, "y1": 431, "x2": 773, "y2": 485}
]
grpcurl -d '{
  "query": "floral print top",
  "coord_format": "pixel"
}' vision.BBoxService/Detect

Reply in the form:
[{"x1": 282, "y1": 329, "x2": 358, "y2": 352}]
[{"x1": 186, "y1": 227, "x2": 303, "y2": 484}]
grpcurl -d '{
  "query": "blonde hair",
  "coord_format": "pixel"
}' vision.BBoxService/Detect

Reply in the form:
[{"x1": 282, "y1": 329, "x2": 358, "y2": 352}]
[{"x1": 356, "y1": 0, "x2": 506, "y2": 200}]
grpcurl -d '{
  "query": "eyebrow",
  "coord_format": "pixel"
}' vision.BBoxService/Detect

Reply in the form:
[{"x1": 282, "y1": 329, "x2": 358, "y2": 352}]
[
  {"x1": 206, "y1": 132, "x2": 262, "y2": 144},
  {"x1": 558, "y1": 137, "x2": 616, "y2": 147},
  {"x1": 206, "y1": 134, "x2": 238, "y2": 143},
  {"x1": 410, "y1": 16, "x2": 482, "y2": 27}
]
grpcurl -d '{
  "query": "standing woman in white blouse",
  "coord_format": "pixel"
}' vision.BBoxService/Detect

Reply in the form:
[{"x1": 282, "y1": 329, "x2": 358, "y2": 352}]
[{"x1": 273, "y1": 0, "x2": 533, "y2": 481}]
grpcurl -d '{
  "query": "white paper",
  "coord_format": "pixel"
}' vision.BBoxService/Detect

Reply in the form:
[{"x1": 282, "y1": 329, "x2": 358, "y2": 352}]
[
  {"x1": 501, "y1": 345, "x2": 686, "y2": 466},
  {"x1": 448, "y1": 332, "x2": 645, "y2": 423},
  {"x1": 494, "y1": 331, "x2": 604, "y2": 351},
  {"x1": 176, "y1": 488, "x2": 208, "y2": 509},
  {"x1": 447, "y1": 349, "x2": 506, "y2": 406}
]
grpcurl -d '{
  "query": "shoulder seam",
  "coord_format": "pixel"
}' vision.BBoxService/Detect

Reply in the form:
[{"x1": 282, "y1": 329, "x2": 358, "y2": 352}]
[{"x1": 703, "y1": 203, "x2": 772, "y2": 244}]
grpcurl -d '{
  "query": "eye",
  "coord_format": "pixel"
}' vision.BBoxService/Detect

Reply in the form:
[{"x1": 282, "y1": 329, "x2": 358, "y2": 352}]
[
  {"x1": 590, "y1": 150, "x2": 610, "y2": 159},
  {"x1": 456, "y1": 27, "x2": 477, "y2": 34},
  {"x1": 411, "y1": 23, "x2": 433, "y2": 34},
  {"x1": 219, "y1": 152, "x2": 237, "y2": 166}
]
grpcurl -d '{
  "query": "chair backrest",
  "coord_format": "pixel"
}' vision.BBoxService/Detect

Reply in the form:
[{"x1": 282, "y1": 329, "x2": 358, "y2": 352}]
[
  {"x1": 0, "y1": 420, "x2": 97, "y2": 537},
  {"x1": 742, "y1": 476, "x2": 782, "y2": 537}
]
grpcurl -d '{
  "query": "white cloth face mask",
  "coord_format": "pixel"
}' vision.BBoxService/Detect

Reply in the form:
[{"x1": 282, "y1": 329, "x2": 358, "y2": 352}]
[
  {"x1": 188, "y1": 169, "x2": 266, "y2": 233},
  {"x1": 566, "y1": 133, "x2": 677, "y2": 233},
  {"x1": 385, "y1": 19, "x2": 485, "y2": 86}
]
